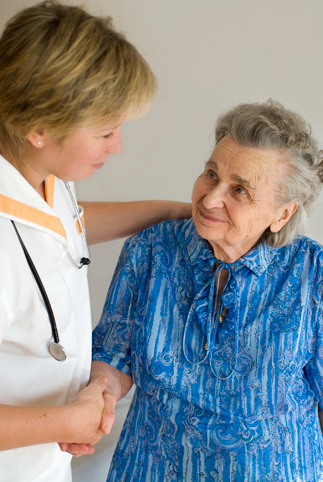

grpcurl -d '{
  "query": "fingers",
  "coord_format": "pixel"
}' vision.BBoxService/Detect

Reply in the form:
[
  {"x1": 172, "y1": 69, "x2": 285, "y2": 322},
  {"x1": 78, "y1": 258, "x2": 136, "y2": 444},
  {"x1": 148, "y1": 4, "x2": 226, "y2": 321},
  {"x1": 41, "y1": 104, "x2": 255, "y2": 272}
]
[
  {"x1": 59, "y1": 442, "x2": 95, "y2": 457},
  {"x1": 67, "y1": 376, "x2": 109, "y2": 447},
  {"x1": 101, "y1": 391, "x2": 117, "y2": 434},
  {"x1": 87, "y1": 375, "x2": 117, "y2": 434}
]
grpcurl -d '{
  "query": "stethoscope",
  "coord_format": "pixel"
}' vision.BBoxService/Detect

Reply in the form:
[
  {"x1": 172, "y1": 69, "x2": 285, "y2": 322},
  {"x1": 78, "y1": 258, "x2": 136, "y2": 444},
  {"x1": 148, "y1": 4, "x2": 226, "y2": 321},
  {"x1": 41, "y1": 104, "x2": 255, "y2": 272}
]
[{"x1": 12, "y1": 181, "x2": 91, "y2": 362}]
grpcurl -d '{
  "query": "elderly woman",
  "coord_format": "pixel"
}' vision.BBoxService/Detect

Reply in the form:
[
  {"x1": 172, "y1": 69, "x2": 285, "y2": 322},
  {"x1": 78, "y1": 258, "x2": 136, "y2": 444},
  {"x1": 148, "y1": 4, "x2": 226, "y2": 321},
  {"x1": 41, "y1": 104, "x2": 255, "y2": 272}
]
[{"x1": 90, "y1": 100, "x2": 323, "y2": 481}]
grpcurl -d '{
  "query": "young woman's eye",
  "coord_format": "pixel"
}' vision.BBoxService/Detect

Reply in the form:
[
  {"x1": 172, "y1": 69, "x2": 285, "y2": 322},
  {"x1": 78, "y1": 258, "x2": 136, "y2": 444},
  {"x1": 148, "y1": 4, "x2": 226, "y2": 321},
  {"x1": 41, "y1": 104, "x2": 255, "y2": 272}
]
[{"x1": 103, "y1": 132, "x2": 113, "y2": 139}]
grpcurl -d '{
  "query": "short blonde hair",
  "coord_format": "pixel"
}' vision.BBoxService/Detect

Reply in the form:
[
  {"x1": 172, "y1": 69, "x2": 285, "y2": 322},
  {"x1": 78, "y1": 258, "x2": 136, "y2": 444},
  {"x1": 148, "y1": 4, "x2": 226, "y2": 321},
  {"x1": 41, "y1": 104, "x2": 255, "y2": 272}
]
[
  {"x1": 0, "y1": 0, "x2": 157, "y2": 158},
  {"x1": 215, "y1": 100, "x2": 323, "y2": 247}
]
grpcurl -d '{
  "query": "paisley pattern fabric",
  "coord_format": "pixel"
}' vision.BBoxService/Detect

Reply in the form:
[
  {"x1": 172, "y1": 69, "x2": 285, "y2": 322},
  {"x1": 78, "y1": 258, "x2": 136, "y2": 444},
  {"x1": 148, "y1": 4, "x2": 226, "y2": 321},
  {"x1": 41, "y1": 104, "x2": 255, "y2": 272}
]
[{"x1": 92, "y1": 218, "x2": 323, "y2": 482}]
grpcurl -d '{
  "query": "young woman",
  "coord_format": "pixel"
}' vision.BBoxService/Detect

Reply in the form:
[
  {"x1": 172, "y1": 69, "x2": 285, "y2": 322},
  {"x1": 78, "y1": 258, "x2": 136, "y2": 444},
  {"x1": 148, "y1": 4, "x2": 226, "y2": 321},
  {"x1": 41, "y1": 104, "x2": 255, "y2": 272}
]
[{"x1": 0, "y1": 1, "x2": 190, "y2": 481}]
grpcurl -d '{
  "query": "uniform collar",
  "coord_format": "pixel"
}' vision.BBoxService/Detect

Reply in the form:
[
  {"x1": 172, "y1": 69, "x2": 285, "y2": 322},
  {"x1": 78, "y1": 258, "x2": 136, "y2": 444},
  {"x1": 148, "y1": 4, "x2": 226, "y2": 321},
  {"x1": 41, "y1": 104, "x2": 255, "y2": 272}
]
[
  {"x1": 185, "y1": 218, "x2": 276, "y2": 276},
  {"x1": 0, "y1": 154, "x2": 67, "y2": 241}
]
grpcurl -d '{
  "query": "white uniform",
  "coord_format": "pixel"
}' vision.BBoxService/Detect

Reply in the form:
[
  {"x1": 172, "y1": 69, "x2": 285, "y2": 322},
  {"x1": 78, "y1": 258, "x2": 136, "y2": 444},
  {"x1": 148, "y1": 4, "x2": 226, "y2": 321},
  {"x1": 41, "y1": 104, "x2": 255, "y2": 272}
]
[{"x1": 0, "y1": 155, "x2": 92, "y2": 482}]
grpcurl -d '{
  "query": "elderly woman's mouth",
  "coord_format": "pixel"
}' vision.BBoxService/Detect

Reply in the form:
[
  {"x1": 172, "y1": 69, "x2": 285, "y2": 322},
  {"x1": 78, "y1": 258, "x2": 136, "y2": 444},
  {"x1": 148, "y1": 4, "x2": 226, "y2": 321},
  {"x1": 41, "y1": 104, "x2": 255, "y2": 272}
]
[{"x1": 198, "y1": 208, "x2": 227, "y2": 223}]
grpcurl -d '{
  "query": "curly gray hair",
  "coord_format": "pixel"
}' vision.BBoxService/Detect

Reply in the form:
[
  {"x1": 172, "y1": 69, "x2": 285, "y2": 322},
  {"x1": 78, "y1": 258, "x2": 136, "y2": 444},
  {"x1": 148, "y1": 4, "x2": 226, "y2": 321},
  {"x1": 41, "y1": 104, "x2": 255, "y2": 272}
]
[{"x1": 215, "y1": 99, "x2": 323, "y2": 247}]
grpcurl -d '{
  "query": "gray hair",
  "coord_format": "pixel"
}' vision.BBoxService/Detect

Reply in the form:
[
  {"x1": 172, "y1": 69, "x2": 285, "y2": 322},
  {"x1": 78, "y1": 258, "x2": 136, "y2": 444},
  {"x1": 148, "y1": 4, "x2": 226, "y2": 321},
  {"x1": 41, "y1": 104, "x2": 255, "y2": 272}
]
[{"x1": 215, "y1": 99, "x2": 323, "y2": 247}]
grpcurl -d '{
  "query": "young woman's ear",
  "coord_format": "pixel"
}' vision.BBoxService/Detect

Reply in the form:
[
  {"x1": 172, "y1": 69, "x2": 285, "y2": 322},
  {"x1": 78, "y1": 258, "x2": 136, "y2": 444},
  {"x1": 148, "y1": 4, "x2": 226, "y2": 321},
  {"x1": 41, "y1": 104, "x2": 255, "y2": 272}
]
[{"x1": 27, "y1": 129, "x2": 45, "y2": 148}]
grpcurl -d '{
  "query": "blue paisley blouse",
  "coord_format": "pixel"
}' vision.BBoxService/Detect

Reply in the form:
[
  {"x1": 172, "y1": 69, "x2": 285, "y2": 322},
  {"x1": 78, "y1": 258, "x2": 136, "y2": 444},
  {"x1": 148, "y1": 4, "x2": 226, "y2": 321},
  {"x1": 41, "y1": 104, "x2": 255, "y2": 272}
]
[{"x1": 92, "y1": 218, "x2": 323, "y2": 482}]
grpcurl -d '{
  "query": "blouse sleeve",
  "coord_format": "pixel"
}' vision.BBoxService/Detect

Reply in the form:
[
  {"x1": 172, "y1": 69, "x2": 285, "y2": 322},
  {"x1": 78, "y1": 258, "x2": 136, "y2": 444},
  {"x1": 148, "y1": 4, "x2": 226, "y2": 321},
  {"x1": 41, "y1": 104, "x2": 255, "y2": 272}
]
[
  {"x1": 303, "y1": 259, "x2": 323, "y2": 409},
  {"x1": 92, "y1": 237, "x2": 139, "y2": 376}
]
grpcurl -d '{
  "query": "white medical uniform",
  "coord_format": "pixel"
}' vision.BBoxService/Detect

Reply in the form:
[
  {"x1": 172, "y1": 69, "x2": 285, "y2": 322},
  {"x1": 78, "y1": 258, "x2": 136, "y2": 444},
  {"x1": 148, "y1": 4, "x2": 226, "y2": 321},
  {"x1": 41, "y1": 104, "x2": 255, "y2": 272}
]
[{"x1": 0, "y1": 154, "x2": 92, "y2": 482}]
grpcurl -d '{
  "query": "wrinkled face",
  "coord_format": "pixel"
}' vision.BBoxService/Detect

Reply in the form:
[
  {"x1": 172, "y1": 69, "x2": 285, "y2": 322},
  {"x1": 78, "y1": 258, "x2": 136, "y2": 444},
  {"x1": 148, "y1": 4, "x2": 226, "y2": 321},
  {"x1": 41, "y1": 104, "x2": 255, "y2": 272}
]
[{"x1": 192, "y1": 135, "x2": 293, "y2": 262}]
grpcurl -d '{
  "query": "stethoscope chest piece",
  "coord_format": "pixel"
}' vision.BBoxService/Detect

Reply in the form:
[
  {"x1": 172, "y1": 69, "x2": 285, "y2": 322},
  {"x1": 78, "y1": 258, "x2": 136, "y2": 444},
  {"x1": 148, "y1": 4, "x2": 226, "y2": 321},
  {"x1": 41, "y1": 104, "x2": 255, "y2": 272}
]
[{"x1": 48, "y1": 342, "x2": 67, "y2": 362}]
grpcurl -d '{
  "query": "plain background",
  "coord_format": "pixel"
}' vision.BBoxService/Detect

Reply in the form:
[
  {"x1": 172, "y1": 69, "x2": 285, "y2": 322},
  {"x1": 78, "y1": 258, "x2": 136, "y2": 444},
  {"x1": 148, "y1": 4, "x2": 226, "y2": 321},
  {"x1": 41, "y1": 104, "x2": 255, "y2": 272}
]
[
  {"x1": 1, "y1": 0, "x2": 323, "y2": 326},
  {"x1": 2, "y1": 2, "x2": 323, "y2": 479}
]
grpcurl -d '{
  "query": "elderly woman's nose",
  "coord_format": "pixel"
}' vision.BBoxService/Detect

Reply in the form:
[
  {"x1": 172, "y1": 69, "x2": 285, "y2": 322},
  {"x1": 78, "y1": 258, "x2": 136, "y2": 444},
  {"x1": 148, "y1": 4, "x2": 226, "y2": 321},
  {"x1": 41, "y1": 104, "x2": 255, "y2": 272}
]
[{"x1": 203, "y1": 184, "x2": 226, "y2": 209}]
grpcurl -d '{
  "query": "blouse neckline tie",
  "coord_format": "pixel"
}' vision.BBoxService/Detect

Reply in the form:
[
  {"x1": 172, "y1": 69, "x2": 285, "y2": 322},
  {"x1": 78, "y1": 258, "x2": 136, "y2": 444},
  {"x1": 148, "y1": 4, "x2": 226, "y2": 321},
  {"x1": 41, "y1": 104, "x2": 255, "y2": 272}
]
[{"x1": 183, "y1": 262, "x2": 239, "y2": 379}]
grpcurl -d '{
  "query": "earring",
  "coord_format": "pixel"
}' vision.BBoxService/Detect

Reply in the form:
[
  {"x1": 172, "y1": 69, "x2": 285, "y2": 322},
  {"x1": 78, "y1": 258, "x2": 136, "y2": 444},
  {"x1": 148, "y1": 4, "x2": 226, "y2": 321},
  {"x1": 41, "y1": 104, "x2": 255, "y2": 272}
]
[{"x1": 37, "y1": 140, "x2": 42, "y2": 146}]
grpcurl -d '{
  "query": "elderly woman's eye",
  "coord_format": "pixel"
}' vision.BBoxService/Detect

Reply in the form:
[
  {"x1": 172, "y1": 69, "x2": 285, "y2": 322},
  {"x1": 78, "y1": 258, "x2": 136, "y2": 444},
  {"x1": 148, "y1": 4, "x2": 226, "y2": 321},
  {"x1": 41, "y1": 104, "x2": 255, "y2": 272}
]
[
  {"x1": 208, "y1": 170, "x2": 216, "y2": 179},
  {"x1": 235, "y1": 186, "x2": 246, "y2": 195}
]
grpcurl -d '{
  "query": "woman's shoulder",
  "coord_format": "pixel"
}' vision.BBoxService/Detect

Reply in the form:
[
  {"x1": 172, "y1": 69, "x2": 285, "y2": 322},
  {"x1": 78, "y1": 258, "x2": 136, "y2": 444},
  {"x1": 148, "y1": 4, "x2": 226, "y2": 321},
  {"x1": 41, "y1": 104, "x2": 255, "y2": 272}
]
[
  {"x1": 290, "y1": 235, "x2": 323, "y2": 257},
  {"x1": 121, "y1": 218, "x2": 195, "y2": 272},
  {"x1": 126, "y1": 218, "x2": 195, "y2": 247},
  {"x1": 119, "y1": 219, "x2": 196, "y2": 276},
  {"x1": 274, "y1": 235, "x2": 323, "y2": 276}
]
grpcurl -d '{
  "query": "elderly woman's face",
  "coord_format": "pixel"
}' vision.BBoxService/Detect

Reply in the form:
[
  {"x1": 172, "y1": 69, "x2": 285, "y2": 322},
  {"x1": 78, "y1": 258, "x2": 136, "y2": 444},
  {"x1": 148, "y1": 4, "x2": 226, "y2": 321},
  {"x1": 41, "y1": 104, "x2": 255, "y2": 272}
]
[{"x1": 192, "y1": 135, "x2": 294, "y2": 262}]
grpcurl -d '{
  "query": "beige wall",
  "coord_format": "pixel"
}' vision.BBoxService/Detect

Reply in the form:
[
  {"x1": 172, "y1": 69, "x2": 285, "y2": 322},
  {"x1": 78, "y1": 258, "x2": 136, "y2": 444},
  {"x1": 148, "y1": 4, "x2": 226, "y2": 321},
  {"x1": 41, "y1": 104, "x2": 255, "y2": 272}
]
[{"x1": 1, "y1": 0, "x2": 323, "y2": 325}]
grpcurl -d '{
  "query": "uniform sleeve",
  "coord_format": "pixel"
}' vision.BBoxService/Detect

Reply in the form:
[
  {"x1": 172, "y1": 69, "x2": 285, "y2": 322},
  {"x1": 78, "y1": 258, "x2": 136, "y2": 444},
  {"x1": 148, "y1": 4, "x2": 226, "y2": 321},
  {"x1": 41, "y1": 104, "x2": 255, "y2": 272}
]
[
  {"x1": 303, "y1": 259, "x2": 323, "y2": 409},
  {"x1": 92, "y1": 237, "x2": 139, "y2": 376}
]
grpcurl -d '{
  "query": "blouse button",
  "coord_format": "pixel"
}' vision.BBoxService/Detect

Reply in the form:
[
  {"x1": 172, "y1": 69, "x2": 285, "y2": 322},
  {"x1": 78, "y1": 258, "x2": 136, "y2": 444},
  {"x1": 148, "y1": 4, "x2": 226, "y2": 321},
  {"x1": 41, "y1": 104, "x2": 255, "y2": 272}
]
[{"x1": 223, "y1": 292, "x2": 234, "y2": 306}]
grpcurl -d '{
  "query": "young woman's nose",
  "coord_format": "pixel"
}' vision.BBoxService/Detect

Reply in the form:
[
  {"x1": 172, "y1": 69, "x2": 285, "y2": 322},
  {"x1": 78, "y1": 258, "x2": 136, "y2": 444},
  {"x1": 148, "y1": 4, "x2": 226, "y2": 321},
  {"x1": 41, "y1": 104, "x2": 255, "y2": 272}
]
[{"x1": 107, "y1": 126, "x2": 123, "y2": 154}]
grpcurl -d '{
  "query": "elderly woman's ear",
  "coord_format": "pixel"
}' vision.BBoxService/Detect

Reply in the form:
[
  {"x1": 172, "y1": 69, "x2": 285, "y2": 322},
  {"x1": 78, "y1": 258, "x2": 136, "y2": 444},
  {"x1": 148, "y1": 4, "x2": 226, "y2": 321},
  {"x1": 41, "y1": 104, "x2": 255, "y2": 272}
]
[{"x1": 270, "y1": 201, "x2": 298, "y2": 233}]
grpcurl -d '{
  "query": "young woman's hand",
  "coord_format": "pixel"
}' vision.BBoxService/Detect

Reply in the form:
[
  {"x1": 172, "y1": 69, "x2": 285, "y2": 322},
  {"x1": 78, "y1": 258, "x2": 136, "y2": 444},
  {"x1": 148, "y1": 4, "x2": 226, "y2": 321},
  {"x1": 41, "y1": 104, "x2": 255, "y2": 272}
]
[{"x1": 59, "y1": 383, "x2": 117, "y2": 457}]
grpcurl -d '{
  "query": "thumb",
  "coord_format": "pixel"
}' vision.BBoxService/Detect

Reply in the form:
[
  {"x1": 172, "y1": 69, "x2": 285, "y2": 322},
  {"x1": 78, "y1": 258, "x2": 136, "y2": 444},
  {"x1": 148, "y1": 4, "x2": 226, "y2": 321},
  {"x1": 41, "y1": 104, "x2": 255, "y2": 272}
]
[
  {"x1": 91, "y1": 376, "x2": 108, "y2": 392},
  {"x1": 101, "y1": 392, "x2": 117, "y2": 434}
]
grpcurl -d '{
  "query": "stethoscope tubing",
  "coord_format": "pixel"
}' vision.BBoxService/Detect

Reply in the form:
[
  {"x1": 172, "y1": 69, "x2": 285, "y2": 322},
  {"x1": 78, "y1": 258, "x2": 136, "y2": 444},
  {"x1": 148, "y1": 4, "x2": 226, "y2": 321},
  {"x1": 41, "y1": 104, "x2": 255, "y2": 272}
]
[
  {"x1": 64, "y1": 181, "x2": 91, "y2": 268},
  {"x1": 10, "y1": 182, "x2": 90, "y2": 361},
  {"x1": 11, "y1": 220, "x2": 60, "y2": 345}
]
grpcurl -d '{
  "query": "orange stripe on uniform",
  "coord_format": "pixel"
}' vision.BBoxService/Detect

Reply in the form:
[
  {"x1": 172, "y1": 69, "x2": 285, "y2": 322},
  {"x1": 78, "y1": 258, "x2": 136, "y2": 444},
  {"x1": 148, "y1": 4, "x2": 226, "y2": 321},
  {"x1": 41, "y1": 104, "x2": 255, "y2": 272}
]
[
  {"x1": 0, "y1": 194, "x2": 66, "y2": 238},
  {"x1": 44, "y1": 175, "x2": 56, "y2": 208}
]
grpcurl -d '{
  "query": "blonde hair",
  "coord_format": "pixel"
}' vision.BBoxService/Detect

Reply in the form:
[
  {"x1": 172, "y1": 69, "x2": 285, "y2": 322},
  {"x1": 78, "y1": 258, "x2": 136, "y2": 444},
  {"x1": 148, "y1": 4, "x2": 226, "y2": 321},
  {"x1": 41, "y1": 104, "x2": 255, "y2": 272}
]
[
  {"x1": 215, "y1": 99, "x2": 323, "y2": 247},
  {"x1": 0, "y1": 0, "x2": 157, "y2": 158}
]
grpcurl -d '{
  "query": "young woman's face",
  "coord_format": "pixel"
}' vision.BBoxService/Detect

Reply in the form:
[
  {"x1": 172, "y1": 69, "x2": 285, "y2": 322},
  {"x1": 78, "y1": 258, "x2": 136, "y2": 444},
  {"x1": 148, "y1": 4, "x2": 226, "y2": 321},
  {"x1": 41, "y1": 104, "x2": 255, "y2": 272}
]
[{"x1": 35, "y1": 122, "x2": 124, "y2": 182}]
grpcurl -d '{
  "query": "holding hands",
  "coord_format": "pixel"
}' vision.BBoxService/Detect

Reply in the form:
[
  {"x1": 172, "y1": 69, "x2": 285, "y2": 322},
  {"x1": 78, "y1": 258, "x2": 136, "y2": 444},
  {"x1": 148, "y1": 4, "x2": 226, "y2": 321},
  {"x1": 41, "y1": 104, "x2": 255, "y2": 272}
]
[
  {"x1": 60, "y1": 362, "x2": 131, "y2": 457},
  {"x1": 60, "y1": 376, "x2": 112, "y2": 451}
]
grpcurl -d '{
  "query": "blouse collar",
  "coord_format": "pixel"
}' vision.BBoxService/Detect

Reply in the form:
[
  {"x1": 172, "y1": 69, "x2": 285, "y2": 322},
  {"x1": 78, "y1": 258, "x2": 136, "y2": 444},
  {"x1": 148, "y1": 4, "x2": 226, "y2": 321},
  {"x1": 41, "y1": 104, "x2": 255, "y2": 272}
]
[{"x1": 185, "y1": 218, "x2": 276, "y2": 276}]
